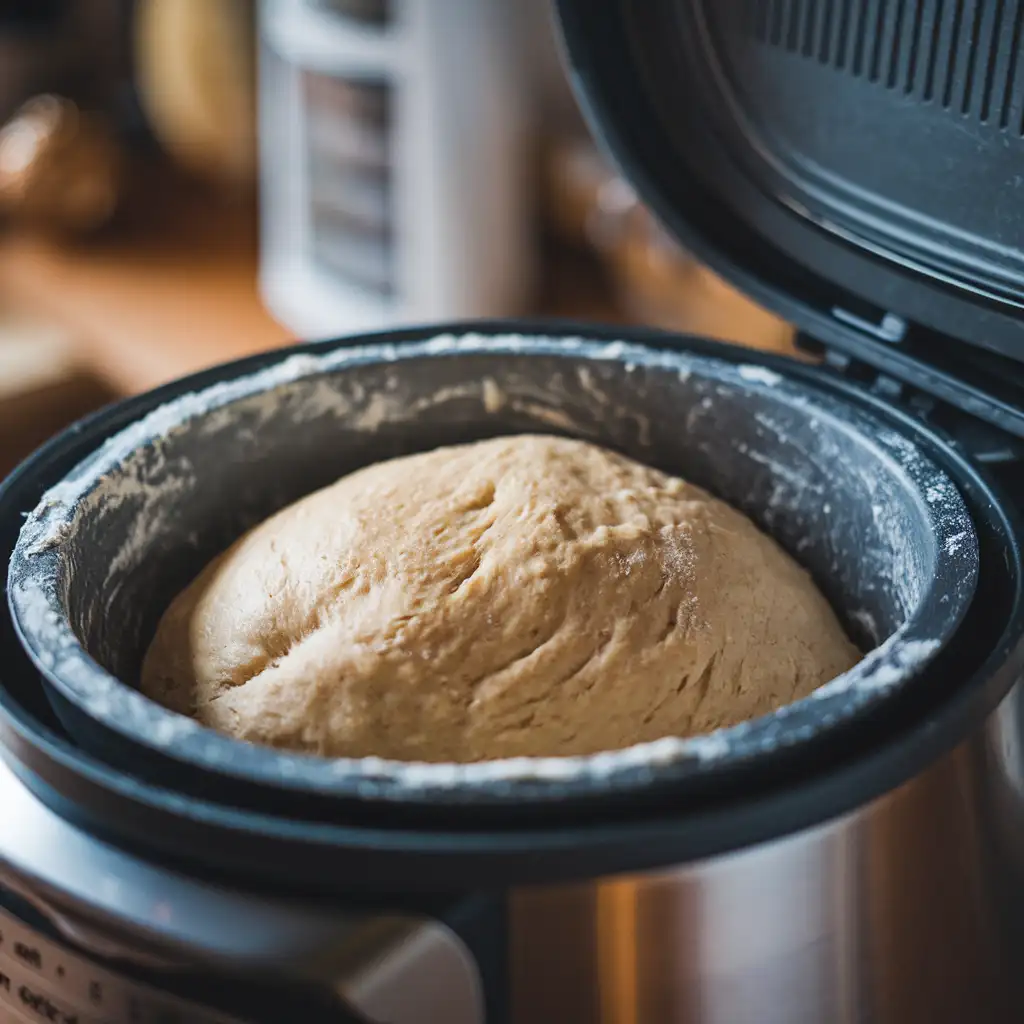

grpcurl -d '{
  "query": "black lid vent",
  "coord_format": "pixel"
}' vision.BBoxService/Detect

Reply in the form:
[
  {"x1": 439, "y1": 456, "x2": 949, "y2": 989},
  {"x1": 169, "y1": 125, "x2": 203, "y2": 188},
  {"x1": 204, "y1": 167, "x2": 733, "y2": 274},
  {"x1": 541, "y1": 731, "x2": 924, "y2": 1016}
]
[
  {"x1": 647, "y1": 0, "x2": 1024, "y2": 339},
  {"x1": 740, "y1": 1, "x2": 1024, "y2": 133},
  {"x1": 691, "y1": 0, "x2": 1024, "y2": 310},
  {"x1": 555, "y1": 0, "x2": 1024, "y2": 379}
]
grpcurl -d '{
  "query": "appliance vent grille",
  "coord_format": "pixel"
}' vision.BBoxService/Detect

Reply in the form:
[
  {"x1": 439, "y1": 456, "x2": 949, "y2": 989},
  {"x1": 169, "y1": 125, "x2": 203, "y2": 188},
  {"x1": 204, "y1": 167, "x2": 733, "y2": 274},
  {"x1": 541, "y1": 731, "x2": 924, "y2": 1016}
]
[{"x1": 742, "y1": 0, "x2": 1024, "y2": 133}]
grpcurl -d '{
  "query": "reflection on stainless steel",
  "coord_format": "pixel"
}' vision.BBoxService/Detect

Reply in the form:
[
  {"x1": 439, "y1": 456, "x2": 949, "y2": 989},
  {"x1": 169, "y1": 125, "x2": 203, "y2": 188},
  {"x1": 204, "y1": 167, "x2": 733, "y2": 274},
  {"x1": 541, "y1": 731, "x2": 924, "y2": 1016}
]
[
  {"x1": 0, "y1": 754, "x2": 485, "y2": 1022},
  {"x1": 513, "y1": 684, "x2": 1024, "y2": 1024},
  {"x1": 336, "y1": 918, "x2": 484, "y2": 1024},
  {"x1": 0, "y1": 754, "x2": 362, "y2": 971},
  {"x1": 4, "y1": 680, "x2": 1024, "y2": 1022}
]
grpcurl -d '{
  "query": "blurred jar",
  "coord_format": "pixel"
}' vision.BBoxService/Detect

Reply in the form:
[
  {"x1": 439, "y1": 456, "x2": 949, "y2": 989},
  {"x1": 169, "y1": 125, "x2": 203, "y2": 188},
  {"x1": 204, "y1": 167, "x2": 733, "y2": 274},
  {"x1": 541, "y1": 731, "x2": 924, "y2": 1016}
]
[{"x1": 135, "y1": 0, "x2": 257, "y2": 189}]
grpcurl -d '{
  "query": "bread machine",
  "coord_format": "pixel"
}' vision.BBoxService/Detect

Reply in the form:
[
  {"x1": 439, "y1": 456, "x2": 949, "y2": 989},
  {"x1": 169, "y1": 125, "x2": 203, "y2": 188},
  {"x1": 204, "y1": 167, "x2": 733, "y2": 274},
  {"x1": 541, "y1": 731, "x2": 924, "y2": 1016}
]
[{"x1": 2, "y1": 2, "x2": 1024, "y2": 1021}]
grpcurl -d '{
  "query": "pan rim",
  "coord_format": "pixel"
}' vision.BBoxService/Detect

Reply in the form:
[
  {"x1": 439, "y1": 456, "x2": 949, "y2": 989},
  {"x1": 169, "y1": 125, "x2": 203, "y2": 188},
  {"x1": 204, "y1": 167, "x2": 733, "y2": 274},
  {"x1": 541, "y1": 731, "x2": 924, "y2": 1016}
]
[{"x1": 5, "y1": 329, "x2": 980, "y2": 802}]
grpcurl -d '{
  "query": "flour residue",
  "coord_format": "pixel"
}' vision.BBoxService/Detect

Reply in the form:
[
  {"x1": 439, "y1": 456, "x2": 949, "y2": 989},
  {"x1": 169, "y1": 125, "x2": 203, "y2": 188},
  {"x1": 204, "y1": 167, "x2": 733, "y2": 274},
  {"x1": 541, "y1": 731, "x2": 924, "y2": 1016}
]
[
  {"x1": 946, "y1": 531, "x2": 969, "y2": 556},
  {"x1": 738, "y1": 364, "x2": 783, "y2": 387},
  {"x1": 811, "y1": 636, "x2": 941, "y2": 699}
]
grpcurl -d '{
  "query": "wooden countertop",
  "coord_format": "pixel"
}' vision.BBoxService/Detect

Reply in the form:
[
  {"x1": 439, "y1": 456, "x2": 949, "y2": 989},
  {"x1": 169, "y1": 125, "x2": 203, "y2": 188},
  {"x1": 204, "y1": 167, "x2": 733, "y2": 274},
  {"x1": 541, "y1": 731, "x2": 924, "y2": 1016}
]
[
  {"x1": 0, "y1": 172, "x2": 792, "y2": 397},
  {"x1": 0, "y1": 184, "x2": 288, "y2": 396}
]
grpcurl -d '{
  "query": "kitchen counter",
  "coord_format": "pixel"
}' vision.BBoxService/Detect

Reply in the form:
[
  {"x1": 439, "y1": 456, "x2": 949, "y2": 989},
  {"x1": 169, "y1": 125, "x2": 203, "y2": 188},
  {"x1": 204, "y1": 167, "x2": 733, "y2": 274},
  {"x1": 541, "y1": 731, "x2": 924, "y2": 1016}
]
[{"x1": 0, "y1": 172, "x2": 795, "y2": 399}]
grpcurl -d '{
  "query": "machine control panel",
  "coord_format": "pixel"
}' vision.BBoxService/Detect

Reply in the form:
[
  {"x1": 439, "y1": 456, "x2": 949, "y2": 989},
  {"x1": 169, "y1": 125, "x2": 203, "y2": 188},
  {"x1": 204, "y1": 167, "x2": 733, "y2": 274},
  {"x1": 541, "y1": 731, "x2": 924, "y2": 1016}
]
[{"x1": 0, "y1": 905, "x2": 247, "y2": 1024}]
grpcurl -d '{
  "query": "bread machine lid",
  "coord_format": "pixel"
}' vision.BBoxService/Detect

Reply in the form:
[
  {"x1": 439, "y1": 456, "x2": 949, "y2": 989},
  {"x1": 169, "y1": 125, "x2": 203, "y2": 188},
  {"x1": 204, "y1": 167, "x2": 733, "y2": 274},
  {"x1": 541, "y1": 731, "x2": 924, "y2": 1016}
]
[{"x1": 554, "y1": 0, "x2": 1024, "y2": 441}]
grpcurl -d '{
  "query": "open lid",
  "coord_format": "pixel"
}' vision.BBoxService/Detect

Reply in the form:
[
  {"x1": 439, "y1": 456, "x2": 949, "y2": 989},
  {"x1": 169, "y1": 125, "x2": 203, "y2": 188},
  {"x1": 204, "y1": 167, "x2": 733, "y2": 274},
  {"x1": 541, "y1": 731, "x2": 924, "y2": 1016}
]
[{"x1": 554, "y1": 0, "x2": 1024, "y2": 441}]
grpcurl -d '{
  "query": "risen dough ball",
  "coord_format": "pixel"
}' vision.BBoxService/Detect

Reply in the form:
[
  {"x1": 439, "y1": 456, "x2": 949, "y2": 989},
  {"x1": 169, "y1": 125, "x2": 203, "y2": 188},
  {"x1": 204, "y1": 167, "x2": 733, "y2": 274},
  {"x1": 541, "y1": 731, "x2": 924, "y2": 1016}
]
[{"x1": 141, "y1": 435, "x2": 860, "y2": 762}]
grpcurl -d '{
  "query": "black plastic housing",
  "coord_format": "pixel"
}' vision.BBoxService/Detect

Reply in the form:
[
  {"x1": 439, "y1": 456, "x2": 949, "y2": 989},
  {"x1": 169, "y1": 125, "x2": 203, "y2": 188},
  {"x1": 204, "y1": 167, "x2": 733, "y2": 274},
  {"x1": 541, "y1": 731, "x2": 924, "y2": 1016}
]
[{"x1": 554, "y1": 0, "x2": 1024, "y2": 438}]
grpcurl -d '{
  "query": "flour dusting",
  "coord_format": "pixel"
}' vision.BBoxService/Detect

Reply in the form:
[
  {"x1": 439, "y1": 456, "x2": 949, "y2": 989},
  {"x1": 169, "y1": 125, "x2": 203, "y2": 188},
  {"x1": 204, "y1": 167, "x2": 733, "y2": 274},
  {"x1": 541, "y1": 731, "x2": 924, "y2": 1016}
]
[
  {"x1": 946, "y1": 531, "x2": 969, "y2": 556},
  {"x1": 738, "y1": 364, "x2": 783, "y2": 387},
  {"x1": 7, "y1": 331, "x2": 978, "y2": 792}
]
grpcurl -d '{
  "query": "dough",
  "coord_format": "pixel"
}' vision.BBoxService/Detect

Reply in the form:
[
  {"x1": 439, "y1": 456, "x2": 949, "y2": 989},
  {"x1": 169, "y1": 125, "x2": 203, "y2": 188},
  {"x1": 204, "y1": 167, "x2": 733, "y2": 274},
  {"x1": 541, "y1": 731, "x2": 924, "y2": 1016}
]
[{"x1": 141, "y1": 435, "x2": 860, "y2": 762}]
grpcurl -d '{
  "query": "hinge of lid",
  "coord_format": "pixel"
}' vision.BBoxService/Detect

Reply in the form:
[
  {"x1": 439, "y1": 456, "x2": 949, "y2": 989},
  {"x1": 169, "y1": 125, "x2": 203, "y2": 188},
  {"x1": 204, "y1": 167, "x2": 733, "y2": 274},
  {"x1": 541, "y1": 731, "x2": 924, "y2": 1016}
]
[
  {"x1": 830, "y1": 307, "x2": 907, "y2": 344},
  {"x1": 796, "y1": 325, "x2": 1024, "y2": 468},
  {"x1": 799, "y1": 304, "x2": 1024, "y2": 441}
]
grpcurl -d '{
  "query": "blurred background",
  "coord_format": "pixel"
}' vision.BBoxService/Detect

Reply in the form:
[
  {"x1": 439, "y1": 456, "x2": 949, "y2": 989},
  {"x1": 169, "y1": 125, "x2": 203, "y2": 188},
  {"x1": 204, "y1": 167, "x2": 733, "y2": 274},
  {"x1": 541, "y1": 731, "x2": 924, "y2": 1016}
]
[{"x1": 0, "y1": 0, "x2": 794, "y2": 478}]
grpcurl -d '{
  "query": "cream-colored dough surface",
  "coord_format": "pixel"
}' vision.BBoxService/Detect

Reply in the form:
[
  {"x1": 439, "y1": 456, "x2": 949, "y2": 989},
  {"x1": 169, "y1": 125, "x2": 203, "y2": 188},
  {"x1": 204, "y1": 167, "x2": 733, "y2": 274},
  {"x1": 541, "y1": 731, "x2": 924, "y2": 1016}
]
[{"x1": 140, "y1": 435, "x2": 861, "y2": 762}]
